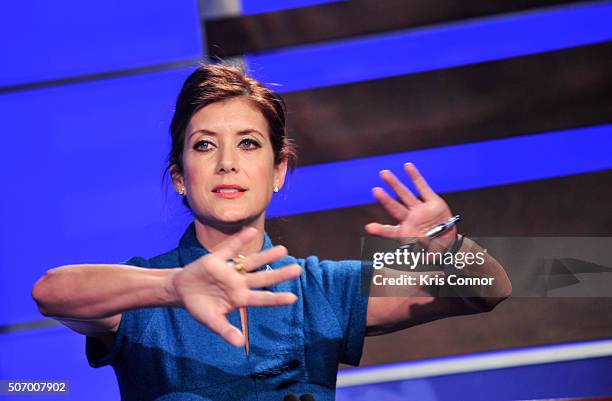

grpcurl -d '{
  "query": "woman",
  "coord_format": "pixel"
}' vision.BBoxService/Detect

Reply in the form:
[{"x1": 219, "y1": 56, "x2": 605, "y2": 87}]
[{"x1": 32, "y1": 64, "x2": 512, "y2": 401}]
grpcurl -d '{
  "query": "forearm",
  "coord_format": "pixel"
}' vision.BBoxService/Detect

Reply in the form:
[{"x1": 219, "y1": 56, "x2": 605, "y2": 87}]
[
  {"x1": 32, "y1": 264, "x2": 180, "y2": 319},
  {"x1": 443, "y1": 236, "x2": 512, "y2": 310},
  {"x1": 366, "y1": 237, "x2": 512, "y2": 333}
]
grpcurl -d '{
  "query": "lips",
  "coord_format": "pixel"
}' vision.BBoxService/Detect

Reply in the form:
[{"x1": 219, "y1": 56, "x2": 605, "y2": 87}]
[
  {"x1": 212, "y1": 184, "x2": 246, "y2": 199},
  {"x1": 212, "y1": 184, "x2": 246, "y2": 193}
]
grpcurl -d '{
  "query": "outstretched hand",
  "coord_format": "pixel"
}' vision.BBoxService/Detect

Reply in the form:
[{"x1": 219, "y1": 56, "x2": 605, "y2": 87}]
[
  {"x1": 365, "y1": 162, "x2": 457, "y2": 249},
  {"x1": 167, "y1": 228, "x2": 301, "y2": 347}
]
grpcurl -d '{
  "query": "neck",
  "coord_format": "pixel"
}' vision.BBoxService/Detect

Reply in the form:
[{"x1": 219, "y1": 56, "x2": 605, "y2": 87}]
[{"x1": 193, "y1": 213, "x2": 266, "y2": 255}]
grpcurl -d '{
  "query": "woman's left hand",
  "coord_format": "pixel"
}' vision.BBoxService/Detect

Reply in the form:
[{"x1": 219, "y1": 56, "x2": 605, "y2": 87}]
[{"x1": 365, "y1": 162, "x2": 456, "y2": 250}]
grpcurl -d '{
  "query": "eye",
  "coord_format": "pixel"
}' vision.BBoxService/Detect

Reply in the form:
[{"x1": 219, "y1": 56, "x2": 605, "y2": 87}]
[
  {"x1": 194, "y1": 139, "x2": 215, "y2": 152},
  {"x1": 238, "y1": 138, "x2": 262, "y2": 151}
]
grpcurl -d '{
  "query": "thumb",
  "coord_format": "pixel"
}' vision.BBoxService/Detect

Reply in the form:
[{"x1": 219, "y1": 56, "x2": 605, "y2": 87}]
[{"x1": 207, "y1": 315, "x2": 245, "y2": 347}]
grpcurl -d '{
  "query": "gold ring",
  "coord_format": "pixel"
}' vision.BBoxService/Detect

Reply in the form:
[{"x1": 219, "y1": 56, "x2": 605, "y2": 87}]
[
  {"x1": 233, "y1": 254, "x2": 247, "y2": 274},
  {"x1": 234, "y1": 262, "x2": 245, "y2": 273}
]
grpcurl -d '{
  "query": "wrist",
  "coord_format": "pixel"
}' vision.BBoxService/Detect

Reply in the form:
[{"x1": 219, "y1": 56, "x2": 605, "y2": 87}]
[
  {"x1": 445, "y1": 232, "x2": 464, "y2": 254},
  {"x1": 427, "y1": 229, "x2": 458, "y2": 253},
  {"x1": 161, "y1": 269, "x2": 182, "y2": 307}
]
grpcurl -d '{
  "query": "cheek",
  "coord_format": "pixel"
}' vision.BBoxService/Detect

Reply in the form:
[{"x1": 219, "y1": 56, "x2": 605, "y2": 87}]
[
  {"x1": 183, "y1": 156, "x2": 210, "y2": 186},
  {"x1": 252, "y1": 162, "x2": 275, "y2": 189}
]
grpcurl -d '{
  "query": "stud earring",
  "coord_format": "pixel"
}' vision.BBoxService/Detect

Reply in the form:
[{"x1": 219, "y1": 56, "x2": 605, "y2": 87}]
[
  {"x1": 178, "y1": 187, "x2": 186, "y2": 196},
  {"x1": 273, "y1": 185, "x2": 279, "y2": 193}
]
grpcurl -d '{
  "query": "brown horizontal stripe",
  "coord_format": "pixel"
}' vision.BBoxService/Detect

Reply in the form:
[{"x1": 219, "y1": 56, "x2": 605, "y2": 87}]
[
  {"x1": 267, "y1": 170, "x2": 612, "y2": 364},
  {"x1": 205, "y1": 0, "x2": 587, "y2": 58},
  {"x1": 267, "y1": 169, "x2": 612, "y2": 260},
  {"x1": 0, "y1": 59, "x2": 200, "y2": 95},
  {"x1": 281, "y1": 41, "x2": 612, "y2": 166},
  {"x1": 360, "y1": 296, "x2": 612, "y2": 366},
  {"x1": 0, "y1": 319, "x2": 59, "y2": 335}
]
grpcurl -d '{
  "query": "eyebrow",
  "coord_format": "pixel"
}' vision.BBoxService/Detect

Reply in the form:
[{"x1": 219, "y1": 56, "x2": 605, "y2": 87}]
[{"x1": 189, "y1": 129, "x2": 266, "y2": 141}]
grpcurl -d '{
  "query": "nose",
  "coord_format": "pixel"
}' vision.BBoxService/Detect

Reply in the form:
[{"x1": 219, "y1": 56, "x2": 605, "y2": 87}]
[{"x1": 215, "y1": 144, "x2": 239, "y2": 174}]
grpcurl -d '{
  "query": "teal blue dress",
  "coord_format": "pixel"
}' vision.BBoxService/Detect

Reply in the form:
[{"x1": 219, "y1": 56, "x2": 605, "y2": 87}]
[{"x1": 86, "y1": 223, "x2": 370, "y2": 400}]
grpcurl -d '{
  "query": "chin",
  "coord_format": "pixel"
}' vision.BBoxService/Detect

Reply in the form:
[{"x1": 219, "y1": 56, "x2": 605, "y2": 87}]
[
  {"x1": 212, "y1": 208, "x2": 260, "y2": 226},
  {"x1": 219, "y1": 212, "x2": 249, "y2": 223}
]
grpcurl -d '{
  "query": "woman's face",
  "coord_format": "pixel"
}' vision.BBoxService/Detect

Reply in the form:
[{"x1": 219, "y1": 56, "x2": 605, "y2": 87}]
[{"x1": 174, "y1": 96, "x2": 287, "y2": 226}]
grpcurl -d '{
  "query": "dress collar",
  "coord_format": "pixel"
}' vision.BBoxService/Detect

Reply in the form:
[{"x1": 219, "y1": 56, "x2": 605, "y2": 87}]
[{"x1": 177, "y1": 222, "x2": 274, "y2": 267}]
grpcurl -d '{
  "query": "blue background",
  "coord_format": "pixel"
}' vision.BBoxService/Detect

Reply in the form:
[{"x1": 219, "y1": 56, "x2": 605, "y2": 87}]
[{"x1": 1, "y1": 1, "x2": 611, "y2": 400}]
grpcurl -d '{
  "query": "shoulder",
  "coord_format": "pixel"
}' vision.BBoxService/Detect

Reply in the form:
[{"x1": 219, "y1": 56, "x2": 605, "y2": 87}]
[
  {"x1": 295, "y1": 256, "x2": 363, "y2": 290},
  {"x1": 300, "y1": 256, "x2": 361, "y2": 273}
]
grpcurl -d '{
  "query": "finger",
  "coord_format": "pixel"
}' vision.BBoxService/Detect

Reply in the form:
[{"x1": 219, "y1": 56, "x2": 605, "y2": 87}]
[
  {"x1": 246, "y1": 290, "x2": 298, "y2": 307},
  {"x1": 206, "y1": 315, "x2": 245, "y2": 347},
  {"x1": 379, "y1": 170, "x2": 420, "y2": 207},
  {"x1": 214, "y1": 227, "x2": 258, "y2": 261},
  {"x1": 372, "y1": 187, "x2": 408, "y2": 221},
  {"x1": 364, "y1": 223, "x2": 402, "y2": 239},
  {"x1": 246, "y1": 264, "x2": 302, "y2": 288},
  {"x1": 404, "y1": 162, "x2": 437, "y2": 201},
  {"x1": 241, "y1": 245, "x2": 289, "y2": 272}
]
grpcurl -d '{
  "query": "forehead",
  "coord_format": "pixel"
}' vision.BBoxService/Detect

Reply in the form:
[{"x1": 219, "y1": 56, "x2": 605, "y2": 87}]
[{"x1": 187, "y1": 96, "x2": 269, "y2": 134}]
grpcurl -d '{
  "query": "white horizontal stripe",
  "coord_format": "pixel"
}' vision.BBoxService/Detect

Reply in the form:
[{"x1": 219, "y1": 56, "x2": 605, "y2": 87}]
[{"x1": 337, "y1": 339, "x2": 612, "y2": 388}]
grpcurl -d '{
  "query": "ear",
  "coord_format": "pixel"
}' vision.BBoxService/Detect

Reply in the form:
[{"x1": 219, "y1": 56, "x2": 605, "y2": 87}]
[
  {"x1": 273, "y1": 159, "x2": 288, "y2": 190},
  {"x1": 170, "y1": 164, "x2": 185, "y2": 192}
]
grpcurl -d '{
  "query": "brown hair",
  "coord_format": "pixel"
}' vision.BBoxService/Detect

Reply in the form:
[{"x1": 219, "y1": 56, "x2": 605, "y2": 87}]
[{"x1": 164, "y1": 63, "x2": 297, "y2": 206}]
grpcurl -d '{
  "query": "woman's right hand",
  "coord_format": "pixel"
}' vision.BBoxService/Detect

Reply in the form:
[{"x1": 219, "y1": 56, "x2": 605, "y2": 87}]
[{"x1": 166, "y1": 227, "x2": 301, "y2": 347}]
